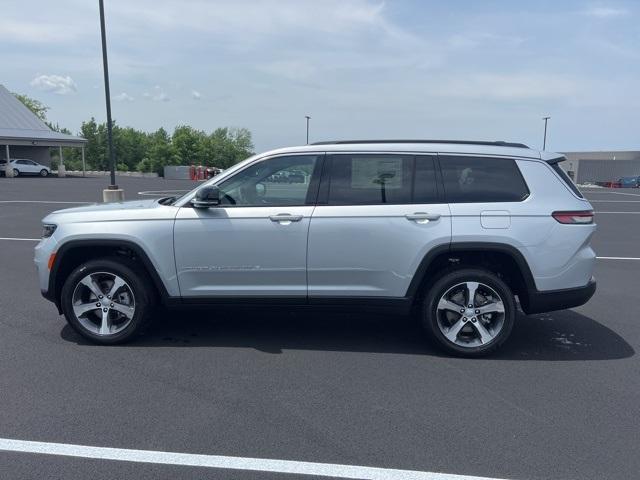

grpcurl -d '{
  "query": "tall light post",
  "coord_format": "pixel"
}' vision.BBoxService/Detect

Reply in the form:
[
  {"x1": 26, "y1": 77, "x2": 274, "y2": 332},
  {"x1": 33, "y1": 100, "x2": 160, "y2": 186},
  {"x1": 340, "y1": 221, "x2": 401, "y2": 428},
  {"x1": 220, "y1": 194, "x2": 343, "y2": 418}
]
[
  {"x1": 305, "y1": 115, "x2": 311, "y2": 145},
  {"x1": 542, "y1": 116, "x2": 551, "y2": 151},
  {"x1": 99, "y1": 0, "x2": 124, "y2": 202}
]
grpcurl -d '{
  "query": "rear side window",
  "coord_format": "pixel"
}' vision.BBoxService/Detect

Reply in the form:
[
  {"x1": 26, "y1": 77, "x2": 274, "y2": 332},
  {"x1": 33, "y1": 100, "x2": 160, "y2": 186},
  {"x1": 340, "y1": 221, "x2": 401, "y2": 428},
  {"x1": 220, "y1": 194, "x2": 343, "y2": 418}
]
[
  {"x1": 551, "y1": 163, "x2": 584, "y2": 198},
  {"x1": 327, "y1": 154, "x2": 414, "y2": 205},
  {"x1": 440, "y1": 156, "x2": 529, "y2": 203}
]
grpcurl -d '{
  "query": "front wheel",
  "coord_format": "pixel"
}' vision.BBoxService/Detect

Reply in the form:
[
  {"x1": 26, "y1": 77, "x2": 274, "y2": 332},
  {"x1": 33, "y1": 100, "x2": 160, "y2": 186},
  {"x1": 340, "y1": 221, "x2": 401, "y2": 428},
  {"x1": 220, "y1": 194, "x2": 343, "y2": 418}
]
[
  {"x1": 60, "y1": 258, "x2": 154, "y2": 344},
  {"x1": 423, "y1": 268, "x2": 515, "y2": 357},
  {"x1": 13, "y1": 169, "x2": 19, "y2": 177},
  {"x1": 40, "y1": 169, "x2": 49, "y2": 177}
]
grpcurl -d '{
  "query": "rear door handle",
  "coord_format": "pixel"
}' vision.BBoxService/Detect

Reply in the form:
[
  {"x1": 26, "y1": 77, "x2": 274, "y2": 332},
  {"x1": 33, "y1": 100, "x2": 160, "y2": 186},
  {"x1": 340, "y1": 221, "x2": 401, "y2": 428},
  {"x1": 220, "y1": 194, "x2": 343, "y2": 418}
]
[
  {"x1": 405, "y1": 212, "x2": 441, "y2": 223},
  {"x1": 269, "y1": 214, "x2": 303, "y2": 224}
]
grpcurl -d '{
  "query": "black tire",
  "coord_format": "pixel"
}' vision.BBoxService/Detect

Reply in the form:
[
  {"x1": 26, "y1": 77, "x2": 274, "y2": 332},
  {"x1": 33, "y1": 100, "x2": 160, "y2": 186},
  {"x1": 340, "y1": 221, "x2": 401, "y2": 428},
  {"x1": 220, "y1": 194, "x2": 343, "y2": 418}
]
[
  {"x1": 40, "y1": 169, "x2": 48, "y2": 177},
  {"x1": 422, "y1": 268, "x2": 515, "y2": 357},
  {"x1": 60, "y1": 257, "x2": 154, "y2": 344},
  {"x1": 13, "y1": 169, "x2": 19, "y2": 177}
]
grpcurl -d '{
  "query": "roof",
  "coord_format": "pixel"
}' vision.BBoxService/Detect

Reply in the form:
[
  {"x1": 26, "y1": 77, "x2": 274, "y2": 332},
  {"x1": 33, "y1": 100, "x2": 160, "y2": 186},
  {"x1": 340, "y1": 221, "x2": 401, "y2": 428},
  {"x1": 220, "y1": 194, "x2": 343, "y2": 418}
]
[
  {"x1": 0, "y1": 85, "x2": 86, "y2": 147},
  {"x1": 261, "y1": 142, "x2": 545, "y2": 160},
  {"x1": 312, "y1": 139, "x2": 530, "y2": 149}
]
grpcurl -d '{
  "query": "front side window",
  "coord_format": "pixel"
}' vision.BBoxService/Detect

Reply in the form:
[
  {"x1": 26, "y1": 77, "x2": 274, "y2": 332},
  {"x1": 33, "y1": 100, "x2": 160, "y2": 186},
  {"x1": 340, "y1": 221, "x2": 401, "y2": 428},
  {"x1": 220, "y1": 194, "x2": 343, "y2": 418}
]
[
  {"x1": 327, "y1": 154, "x2": 414, "y2": 205},
  {"x1": 217, "y1": 154, "x2": 320, "y2": 206},
  {"x1": 440, "y1": 156, "x2": 529, "y2": 203}
]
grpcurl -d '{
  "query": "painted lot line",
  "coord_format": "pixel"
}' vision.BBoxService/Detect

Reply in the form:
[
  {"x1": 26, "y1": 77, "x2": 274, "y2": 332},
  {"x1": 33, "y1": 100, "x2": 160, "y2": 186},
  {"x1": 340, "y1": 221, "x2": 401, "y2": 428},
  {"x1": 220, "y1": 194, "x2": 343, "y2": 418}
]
[
  {"x1": 0, "y1": 200, "x2": 89, "y2": 204},
  {"x1": 589, "y1": 200, "x2": 640, "y2": 203},
  {"x1": 0, "y1": 237, "x2": 40, "y2": 242},
  {"x1": 582, "y1": 190, "x2": 640, "y2": 197},
  {"x1": 0, "y1": 438, "x2": 504, "y2": 480}
]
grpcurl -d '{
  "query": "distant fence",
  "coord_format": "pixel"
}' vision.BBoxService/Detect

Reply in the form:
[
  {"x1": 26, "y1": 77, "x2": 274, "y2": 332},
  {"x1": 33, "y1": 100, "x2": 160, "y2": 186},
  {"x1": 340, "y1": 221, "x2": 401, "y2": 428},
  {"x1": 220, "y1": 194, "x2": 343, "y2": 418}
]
[{"x1": 56, "y1": 170, "x2": 160, "y2": 178}]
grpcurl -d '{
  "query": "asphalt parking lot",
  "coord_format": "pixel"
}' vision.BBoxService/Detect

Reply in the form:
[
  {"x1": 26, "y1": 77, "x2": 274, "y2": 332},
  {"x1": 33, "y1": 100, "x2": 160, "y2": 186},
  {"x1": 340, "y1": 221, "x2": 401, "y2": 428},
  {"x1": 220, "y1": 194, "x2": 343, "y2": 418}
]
[{"x1": 0, "y1": 176, "x2": 638, "y2": 480}]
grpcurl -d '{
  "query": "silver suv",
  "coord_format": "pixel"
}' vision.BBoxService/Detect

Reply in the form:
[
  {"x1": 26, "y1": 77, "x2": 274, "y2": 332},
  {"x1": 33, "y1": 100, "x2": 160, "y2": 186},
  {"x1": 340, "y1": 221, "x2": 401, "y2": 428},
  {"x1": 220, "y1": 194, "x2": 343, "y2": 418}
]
[{"x1": 35, "y1": 140, "x2": 596, "y2": 356}]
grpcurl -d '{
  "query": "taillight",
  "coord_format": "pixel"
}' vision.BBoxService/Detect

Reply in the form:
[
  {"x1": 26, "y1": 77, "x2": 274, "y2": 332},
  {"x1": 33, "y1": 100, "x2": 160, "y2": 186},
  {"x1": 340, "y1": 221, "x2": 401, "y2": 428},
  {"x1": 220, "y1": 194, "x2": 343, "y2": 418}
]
[{"x1": 552, "y1": 210, "x2": 594, "y2": 224}]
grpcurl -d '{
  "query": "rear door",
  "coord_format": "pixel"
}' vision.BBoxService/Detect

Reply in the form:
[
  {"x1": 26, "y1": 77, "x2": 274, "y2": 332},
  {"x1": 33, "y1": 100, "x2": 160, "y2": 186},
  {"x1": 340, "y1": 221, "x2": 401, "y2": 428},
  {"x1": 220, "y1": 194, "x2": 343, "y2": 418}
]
[{"x1": 307, "y1": 153, "x2": 451, "y2": 299}]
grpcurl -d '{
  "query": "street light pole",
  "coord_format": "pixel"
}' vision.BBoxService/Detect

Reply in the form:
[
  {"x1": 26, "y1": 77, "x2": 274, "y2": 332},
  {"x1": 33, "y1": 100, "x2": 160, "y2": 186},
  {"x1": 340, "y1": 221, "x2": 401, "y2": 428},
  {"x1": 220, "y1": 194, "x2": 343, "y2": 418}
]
[
  {"x1": 99, "y1": 0, "x2": 124, "y2": 202},
  {"x1": 305, "y1": 115, "x2": 311, "y2": 145},
  {"x1": 542, "y1": 116, "x2": 551, "y2": 151}
]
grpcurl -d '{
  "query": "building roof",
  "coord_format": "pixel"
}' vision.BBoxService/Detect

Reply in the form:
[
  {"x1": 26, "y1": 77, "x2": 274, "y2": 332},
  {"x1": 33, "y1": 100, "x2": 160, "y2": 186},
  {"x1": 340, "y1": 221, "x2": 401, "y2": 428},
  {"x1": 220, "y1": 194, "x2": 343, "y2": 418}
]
[{"x1": 0, "y1": 85, "x2": 86, "y2": 147}]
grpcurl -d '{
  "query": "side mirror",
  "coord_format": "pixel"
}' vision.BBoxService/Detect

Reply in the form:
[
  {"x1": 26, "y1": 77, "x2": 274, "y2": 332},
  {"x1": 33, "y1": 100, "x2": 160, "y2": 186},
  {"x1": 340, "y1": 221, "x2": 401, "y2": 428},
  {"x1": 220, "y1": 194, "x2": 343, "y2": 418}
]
[{"x1": 192, "y1": 185, "x2": 220, "y2": 208}]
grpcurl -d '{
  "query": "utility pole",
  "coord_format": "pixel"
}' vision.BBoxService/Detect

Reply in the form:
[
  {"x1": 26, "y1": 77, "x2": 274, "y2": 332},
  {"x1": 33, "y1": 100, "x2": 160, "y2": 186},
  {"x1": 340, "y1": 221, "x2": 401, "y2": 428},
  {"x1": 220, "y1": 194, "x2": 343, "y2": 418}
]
[
  {"x1": 542, "y1": 116, "x2": 551, "y2": 151},
  {"x1": 305, "y1": 115, "x2": 311, "y2": 145},
  {"x1": 99, "y1": 0, "x2": 124, "y2": 202}
]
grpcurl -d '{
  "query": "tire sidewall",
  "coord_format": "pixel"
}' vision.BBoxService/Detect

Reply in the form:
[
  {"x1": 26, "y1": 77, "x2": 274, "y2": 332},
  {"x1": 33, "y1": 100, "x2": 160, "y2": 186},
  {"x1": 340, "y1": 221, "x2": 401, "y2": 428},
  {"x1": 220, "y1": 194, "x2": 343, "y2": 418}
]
[
  {"x1": 424, "y1": 268, "x2": 515, "y2": 357},
  {"x1": 40, "y1": 169, "x2": 48, "y2": 177},
  {"x1": 61, "y1": 258, "x2": 150, "y2": 344}
]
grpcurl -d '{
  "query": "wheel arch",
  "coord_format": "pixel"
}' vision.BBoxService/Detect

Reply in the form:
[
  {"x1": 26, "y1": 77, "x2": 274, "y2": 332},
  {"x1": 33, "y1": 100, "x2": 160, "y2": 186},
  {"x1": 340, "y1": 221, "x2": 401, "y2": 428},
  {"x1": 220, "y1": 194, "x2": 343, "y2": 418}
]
[
  {"x1": 49, "y1": 239, "x2": 170, "y2": 312},
  {"x1": 406, "y1": 242, "x2": 537, "y2": 311}
]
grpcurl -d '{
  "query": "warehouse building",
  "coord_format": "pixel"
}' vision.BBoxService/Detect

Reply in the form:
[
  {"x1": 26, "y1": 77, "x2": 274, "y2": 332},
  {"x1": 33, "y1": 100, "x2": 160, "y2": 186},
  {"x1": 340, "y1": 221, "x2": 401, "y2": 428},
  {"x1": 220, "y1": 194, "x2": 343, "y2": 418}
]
[
  {"x1": 0, "y1": 84, "x2": 86, "y2": 176},
  {"x1": 560, "y1": 150, "x2": 640, "y2": 185}
]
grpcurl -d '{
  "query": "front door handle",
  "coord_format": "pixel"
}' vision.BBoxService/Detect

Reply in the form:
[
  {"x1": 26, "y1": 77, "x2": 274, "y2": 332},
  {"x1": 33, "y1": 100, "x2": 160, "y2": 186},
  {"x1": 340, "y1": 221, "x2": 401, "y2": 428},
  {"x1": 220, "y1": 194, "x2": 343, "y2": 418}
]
[
  {"x1": 405, "y1": 212, "x2": 441, "y2": 223},
  {"x1": 269, "y1": 214, "x2": 303, "y2": 224}
]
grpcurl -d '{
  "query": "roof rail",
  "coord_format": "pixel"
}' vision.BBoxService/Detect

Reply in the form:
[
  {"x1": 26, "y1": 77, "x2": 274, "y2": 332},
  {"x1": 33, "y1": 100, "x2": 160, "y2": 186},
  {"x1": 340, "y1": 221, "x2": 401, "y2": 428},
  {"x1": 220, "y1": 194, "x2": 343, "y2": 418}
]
[{"x1": 310, "y1": 139, "x2": 530, "y2": 149}]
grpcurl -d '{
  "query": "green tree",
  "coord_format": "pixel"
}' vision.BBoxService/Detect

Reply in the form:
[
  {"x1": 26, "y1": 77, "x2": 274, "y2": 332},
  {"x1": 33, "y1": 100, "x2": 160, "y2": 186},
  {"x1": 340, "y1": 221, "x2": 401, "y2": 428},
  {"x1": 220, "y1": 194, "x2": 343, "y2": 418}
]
[
  {"x1": 9, "y1": 93, "x2": 255, "y2": 175},
  {"x1": 13, "y1": 93, "x2": 49, "y2": 121}
]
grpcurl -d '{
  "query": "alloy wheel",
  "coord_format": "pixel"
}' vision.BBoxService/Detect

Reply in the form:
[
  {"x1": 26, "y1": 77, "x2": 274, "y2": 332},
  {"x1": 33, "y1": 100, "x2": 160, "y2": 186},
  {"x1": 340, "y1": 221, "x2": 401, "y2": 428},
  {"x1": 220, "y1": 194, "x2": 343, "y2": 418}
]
[
  {"x1": 436, "y1": 281, "x2": 506, "y2": 348},
  {"x1": 71, "y1": 272, "x2": 136, "y2": 336}
]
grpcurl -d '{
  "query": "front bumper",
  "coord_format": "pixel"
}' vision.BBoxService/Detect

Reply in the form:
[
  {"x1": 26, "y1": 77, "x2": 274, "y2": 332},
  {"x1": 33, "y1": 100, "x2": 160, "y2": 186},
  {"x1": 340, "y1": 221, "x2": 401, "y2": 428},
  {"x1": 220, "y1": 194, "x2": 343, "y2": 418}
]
[{"x1": 521, "y1": 277, "x2": 596, "y2": 314}]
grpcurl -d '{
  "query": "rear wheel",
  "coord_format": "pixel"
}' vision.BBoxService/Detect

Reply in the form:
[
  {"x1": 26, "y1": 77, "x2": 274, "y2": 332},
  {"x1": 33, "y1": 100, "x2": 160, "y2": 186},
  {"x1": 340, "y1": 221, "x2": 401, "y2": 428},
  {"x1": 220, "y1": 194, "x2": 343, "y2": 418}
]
[
  {"x1": 40, "y1": 169, "x2": 48, "y2": 177},
  {"x1": 61, "y1": 258, "x2": 154, "y2": 344},
  {"x1": 422, "y1": 268, "x2": 515, "y2": 357}
]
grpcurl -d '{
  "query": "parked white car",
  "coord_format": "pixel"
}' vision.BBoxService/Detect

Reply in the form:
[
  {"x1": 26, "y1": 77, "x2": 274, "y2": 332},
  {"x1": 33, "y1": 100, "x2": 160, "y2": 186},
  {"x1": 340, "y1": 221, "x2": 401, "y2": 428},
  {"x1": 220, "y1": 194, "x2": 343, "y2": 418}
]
[{"x1": 0, "y1": 159, "x2": 51, "y2": 177}]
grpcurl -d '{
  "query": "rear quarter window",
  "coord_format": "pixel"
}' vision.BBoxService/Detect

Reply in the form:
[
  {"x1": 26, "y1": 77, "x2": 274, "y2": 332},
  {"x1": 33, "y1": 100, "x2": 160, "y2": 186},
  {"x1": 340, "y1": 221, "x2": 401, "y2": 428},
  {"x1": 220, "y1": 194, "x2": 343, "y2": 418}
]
[
  {"x1": 551, "y1": 163, "x2": 584, "y2": 198},
  {"x1": 440, "y1": 156, "x2": 530, "y2": 203}
]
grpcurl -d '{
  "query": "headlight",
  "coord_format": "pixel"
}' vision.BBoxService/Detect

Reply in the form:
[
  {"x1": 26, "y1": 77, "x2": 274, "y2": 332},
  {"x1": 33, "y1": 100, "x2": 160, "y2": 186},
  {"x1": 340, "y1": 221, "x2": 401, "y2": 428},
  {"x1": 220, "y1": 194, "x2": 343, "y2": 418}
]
[{"x1": 42, "y1": 224, "x2": 57, "y2": 238}]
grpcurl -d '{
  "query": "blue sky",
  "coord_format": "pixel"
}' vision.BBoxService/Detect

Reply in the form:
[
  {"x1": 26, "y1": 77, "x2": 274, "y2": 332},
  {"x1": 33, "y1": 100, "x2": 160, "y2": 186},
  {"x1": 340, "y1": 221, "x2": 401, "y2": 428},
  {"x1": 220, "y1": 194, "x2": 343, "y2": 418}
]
[{"x1": 1, "y1": 0, "x2": 637, "y2": 152}]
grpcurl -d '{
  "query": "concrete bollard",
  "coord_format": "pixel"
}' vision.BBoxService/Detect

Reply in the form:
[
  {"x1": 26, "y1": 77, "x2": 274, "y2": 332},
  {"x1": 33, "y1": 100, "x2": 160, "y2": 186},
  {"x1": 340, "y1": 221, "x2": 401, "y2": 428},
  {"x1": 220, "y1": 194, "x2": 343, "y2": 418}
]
[
  {"x1": 103, "y1": 188, "x2": 125, "y2": 203},
  {"x1": 57, "y1": 164, "x2": 66, "y2": 178}
]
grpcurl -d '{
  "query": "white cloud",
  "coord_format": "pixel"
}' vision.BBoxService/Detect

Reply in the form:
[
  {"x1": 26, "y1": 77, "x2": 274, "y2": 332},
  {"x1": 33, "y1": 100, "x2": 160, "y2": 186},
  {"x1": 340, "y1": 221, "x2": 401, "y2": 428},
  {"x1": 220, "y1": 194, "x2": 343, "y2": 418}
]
[
  {"x1": 114, "y1": 92, "x2": 134, "y2": 102},
  {"x1": 143, "y1": 86, "x2": 170, "y2": 102},
  {"x1": 30, "y1": 74, "x2": 77, "y2": 95},
  {"x1": 191, "y1": 90, "x2": 201, "y2": 100},
  {"x1": 436, "y1": 73, "x2": 578, "y2": 100},
  {"x1": 111, "y1": 0, "x2": 389, "y2": 36},
  {"x1": 0, "y1": 19, "x2": 84, "y2": 44},
  {"x1": 582, "y1": 6, "x2": 629, "y2": 18},
  {"x1": 258, "y1": 60, "x2": 318, "y2": 81}
]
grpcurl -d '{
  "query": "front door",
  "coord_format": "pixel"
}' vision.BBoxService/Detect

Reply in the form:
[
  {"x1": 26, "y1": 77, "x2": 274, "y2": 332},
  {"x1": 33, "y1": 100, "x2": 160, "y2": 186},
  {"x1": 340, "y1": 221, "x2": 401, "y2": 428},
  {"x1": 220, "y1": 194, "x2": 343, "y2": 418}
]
[{"x1": 174, "y1": 153, "x2": 323, "y2": 298}]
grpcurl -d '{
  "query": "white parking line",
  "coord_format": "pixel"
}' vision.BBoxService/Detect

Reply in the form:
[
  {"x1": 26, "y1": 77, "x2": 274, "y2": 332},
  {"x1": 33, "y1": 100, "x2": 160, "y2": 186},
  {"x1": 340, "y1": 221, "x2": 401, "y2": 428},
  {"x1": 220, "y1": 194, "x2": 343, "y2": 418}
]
[
  {"x1": 597, "y1": 256, "x2": 640, "y2": 261},
  {"x1": 138, "y1": 190, "x2": 189, "y2": 196},
  {"x1": 583, "y1": 190, "x2": 640, "y2": 197},
  {"x1": 0, "y1": 438, "x2": 504, "y2": 480},
  {"x1": 0, "y1": 237, "x2": 39, "y2": 242},
  {"x1": 0, "y1": 200, "x2": 89, "y2": 204}
]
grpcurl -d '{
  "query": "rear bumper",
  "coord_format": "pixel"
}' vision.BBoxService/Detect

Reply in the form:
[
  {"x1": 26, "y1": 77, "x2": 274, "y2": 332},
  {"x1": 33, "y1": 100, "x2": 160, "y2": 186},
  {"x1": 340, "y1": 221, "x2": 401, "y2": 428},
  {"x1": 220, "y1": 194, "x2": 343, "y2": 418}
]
[{"x1": 521, "y1": 277, "x2": 596, "y2": 314}]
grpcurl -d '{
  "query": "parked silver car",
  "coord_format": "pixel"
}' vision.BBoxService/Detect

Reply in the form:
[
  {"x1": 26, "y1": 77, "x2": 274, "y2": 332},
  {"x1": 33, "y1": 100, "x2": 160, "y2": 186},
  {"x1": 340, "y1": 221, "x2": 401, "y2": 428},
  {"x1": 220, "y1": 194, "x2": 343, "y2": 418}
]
[
  {"x1": 1, "y1": 158, "x2": 51, "y2": 177},
  {"x1": 35, "y1": 140, "x2": 596, "y2": 356}
]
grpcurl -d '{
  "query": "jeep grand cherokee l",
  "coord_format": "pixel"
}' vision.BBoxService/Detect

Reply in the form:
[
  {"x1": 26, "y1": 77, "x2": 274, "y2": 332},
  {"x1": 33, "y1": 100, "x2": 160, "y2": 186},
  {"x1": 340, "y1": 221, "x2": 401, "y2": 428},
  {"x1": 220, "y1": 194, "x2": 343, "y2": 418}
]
[{"x1": 35, "y1": 140, "x2": 596, "y2": 356}]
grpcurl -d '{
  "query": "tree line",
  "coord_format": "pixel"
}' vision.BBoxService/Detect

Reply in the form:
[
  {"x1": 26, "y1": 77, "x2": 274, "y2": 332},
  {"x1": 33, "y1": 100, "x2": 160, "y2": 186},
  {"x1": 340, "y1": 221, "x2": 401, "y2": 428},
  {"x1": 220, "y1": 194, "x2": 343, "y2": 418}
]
[{"x1": 15, "y1": 93, "x2": 254, "y2": 175}]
